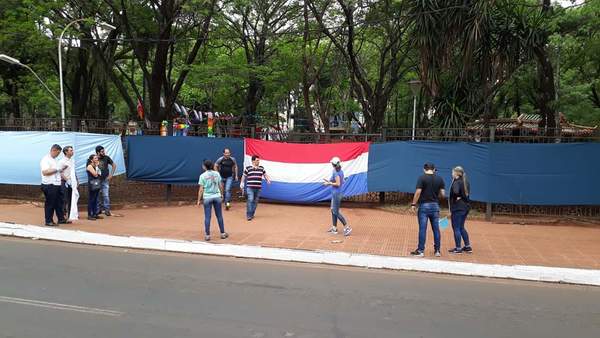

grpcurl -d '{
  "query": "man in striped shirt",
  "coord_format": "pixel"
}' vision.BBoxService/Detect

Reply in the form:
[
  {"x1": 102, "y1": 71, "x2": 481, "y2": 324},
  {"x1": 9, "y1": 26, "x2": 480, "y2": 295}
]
[{"x1": 240, "y1": 155, "x2": 271, "y2": 221}]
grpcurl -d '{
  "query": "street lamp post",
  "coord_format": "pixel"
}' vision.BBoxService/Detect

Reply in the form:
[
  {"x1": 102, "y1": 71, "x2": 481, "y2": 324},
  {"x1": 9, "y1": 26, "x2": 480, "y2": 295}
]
[
  {"x1": 58, "y1": 19, "x2": 115, "y2": 131},
  {"x1": 0, "y1": 54, "x2": 60, "y2": 103},
  {"x1": 408, "y1": 79, "x2": 422, "y2": 141}
]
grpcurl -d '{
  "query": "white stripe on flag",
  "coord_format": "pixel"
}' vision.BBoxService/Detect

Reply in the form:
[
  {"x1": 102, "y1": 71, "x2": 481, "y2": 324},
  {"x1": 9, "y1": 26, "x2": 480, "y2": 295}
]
[{"x1": 243, "y1": 152, "x2": 368, "y2": 184}]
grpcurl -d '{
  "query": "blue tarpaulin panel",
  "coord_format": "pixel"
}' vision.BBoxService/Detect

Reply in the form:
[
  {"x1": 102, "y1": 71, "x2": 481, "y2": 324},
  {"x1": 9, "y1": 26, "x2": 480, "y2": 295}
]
[
  {"x1": 368, "y1": 142, "x2": 490, "y2": 202},
  {"x1": 126, "y1": 136, "x2": 244, "y2": 185},
  {"x1": 487, "y1": 143, "x2": 600, "y2": 205},
  {"x1": 368, "y1": 141, "x2": 600, "y2": 205},
  {"x1": 0, "y1": 131, "x2": 126, "y2": 185}
]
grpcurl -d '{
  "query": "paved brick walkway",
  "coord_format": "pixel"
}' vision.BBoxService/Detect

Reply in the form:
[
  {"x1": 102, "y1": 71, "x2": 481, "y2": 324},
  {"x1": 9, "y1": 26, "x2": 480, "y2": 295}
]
[{"x1": 2, "y1": 201, "x2": 600, "y2": 270}]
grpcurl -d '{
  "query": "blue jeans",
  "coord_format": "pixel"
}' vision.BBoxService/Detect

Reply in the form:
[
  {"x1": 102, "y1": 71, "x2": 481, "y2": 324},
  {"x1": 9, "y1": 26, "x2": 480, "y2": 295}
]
[
  {"x1": 246, "y1": 188, "x2": 261, "y2": 219},
  {"x1": 203, "y1": 196, "x2": 225, "y2": 235},
  {"x1": 98, "y1": 179, "x2": 110, "y2": 212},
  {"x1": 222, "y1": 176, "x2": 234, "y2": 203},
  {"x1": 417, "y1": 202, "x2": 441, "y2": 252},
  {"x1": 88, "y1": 187, "x2": 100, "y2": 217},
  {"x1": 451, "y1": 209, "x2": 471, "y2": 248},
  {"x1": 331, "y1": 192, "x2": 347, "y2": 227}
]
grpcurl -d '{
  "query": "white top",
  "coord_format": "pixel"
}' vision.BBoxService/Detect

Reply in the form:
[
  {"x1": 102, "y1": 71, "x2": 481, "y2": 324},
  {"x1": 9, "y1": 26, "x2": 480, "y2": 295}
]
[
  {"x1": 58, "y1": 157, "x2": 74, "y2": 186},
  {"x1": 40, "y1": 154, "x2": 62, "y2": 186}
]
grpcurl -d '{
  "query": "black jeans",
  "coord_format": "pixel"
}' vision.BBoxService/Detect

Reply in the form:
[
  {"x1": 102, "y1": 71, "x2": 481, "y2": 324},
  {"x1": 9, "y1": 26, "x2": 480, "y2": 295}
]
[
  {"x1": 41, "y1": 184, "x2": 64, "y2": 223},
  {"x1": 88, "y1": 187, "x2": 100, "y2": 217},
  {"x1": 62, "y1": 182, "x2": 72, "y2": 219}
]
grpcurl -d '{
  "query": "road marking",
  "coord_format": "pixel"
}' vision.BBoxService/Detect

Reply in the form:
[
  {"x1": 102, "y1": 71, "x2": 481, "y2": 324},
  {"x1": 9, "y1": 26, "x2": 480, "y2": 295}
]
[{"x1": 0, "y1": 296, "x2": 124, "y2": 317}]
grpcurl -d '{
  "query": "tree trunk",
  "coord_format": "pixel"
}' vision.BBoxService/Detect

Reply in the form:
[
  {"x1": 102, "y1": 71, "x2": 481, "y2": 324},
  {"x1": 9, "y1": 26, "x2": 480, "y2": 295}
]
[
  {"x1": 97, "y1": 80, "x2": 109, "y2": 120},
  {"x1": 301, "y1": 1, "x2": 316, "y2": 132},
  {"x1": 534, "y1": 46, "x2": 557, "y2": 137},
  {"x1": 244, "y1": 75, "x2": 263, "y2": 126},
  {"x1": 70, "y1": 49, "x2": 84, "y2": 120},
  {"x1": 5, "y1": 79, "x2": 20, "y2": 119}
]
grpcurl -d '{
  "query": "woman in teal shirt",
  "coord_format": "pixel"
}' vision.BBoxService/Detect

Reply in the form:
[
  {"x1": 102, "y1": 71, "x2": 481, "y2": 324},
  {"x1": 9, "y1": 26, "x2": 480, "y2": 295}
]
[{"x1": 197, "y1": 159, "x2": 228, "y2": 241}]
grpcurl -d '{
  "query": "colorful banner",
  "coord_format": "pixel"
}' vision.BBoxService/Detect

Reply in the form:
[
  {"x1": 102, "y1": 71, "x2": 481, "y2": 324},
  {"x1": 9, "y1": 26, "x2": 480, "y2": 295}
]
[{"x1": 244, "y1": 139, "x2": 369, "y2": 203}]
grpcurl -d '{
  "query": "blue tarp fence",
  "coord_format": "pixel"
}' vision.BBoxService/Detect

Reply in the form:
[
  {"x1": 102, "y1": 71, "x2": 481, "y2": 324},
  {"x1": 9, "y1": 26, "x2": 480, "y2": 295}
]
[
  {"x1": 2, "y1": 132, "x2": 598, "y2": 206},
  {"x1": 368, "y1": 141, "x2": 600, "y2": 205},
  {"x1": 126, "y1": 136, "x2": 244, "y2": 184},
  {"x1": 0, "y1": 131, "x2": 126, "y2": 185}
]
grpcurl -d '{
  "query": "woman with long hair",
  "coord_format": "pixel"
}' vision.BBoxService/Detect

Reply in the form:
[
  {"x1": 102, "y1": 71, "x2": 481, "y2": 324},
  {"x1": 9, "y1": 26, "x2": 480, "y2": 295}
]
[
  {"x1": 448, "y1": 166, "x2": 472, "y2": 253},
  {"x1": 197, "y1": 159, "x2": 228, "y2": 241},
  {"x1": 323, "y1": 157, "x2": 352, "y2": 236},
  {"x1": 86, "y1": 154, "x2": 102, "y2": 221}
]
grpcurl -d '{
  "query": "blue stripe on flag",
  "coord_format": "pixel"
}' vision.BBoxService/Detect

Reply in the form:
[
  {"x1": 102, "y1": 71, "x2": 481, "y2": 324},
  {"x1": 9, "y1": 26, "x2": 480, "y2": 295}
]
[{"x1": 256, "y1": 172, "x2": 368, "y2": 203}]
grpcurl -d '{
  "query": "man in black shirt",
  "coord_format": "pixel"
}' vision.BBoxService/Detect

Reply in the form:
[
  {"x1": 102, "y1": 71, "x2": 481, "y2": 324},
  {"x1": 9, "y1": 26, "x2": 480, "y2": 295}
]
[
  {"x1": 410, "y1": 162, "x2": 445, "y2": 257},
  {"x1": 96, "y1": 146, "x2": 117, "y2": 216},
  {"x1": 215, "y1": 148, "x2": 239, "y2": 210}
]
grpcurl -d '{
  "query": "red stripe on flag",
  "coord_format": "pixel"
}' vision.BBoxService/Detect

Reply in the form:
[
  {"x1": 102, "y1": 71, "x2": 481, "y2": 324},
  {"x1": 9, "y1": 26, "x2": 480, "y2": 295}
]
[{"x1": 245, "y1": 139, "x2": 369, "y2": 163}]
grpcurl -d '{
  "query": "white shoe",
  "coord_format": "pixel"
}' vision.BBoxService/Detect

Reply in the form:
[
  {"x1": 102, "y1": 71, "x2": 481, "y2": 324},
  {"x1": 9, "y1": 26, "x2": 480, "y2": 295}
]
[{"x1": 327, "y1": 227, "x2": 338, "y2": 235}]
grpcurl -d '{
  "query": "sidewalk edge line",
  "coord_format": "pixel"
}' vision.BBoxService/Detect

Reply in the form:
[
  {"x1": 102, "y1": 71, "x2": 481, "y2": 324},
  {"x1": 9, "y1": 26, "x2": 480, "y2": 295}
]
[{"x1": 1, "y1": 222, "x2": 599, "y2": 286}]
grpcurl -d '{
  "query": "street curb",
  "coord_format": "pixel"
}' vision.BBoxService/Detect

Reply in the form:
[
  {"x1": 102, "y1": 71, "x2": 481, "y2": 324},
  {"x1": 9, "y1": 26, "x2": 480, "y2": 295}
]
[{"x1": 1, "y1": 222, "x2": 599, "y2": 286}]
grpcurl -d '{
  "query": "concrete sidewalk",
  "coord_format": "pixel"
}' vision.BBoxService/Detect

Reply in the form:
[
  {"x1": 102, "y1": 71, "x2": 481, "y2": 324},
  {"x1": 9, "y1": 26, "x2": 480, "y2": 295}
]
[{"x1": 2, "y1": 201, "x2": 600, "y2": 270}]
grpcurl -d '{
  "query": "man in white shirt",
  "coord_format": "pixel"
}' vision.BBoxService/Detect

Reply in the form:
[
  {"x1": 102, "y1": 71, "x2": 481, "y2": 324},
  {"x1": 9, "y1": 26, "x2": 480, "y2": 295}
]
[
  {"x1": 59, "y1": 146, "x2": 76, "y2": 222},
  {"x1": 40, "y1": 144, "x2": 68, "y2": 226}
]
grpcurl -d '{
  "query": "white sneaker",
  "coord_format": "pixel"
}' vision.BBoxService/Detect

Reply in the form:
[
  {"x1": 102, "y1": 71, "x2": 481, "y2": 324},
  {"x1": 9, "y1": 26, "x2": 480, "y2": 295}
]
[
  {"x1": 343, "y1": 227, "x2": 352, "y2": 236},
  {"x1": 434, "y1": 250, "x2": 441, "y2": 257},
  {"x1": 327, "y1": 227, "x2": 338, "y2": 235}
]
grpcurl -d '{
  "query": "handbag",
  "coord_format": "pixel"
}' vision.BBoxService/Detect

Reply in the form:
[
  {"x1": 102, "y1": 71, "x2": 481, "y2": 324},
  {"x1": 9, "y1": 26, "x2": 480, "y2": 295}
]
[{"x1": 89, "y1": 178, "x2": 101, "y2": 192}]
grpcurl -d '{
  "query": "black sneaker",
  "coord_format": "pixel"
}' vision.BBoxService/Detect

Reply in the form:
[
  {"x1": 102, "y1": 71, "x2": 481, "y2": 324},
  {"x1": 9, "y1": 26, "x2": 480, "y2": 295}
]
[
  {"x1": 448, "y1": 248, "x2": 463, "y2": 254},
  {"x1": 45, "y1": 222, "x2": 58, "y2": 226},
  {"x1": 104, "y1": 210, "x2": 112, "y2": 216},
  {"x1": 462, "y1": 246, "x2": 473, "y2": 253},
  {"x1": 410, "y1": 250, "x2": 424, "y2": 257},
  {"x1": 95, "y1": 215, "x2": 104, "y2": 219},
  {"x1": 87, "y1": 216, "x2": 97, "y2": 221}
]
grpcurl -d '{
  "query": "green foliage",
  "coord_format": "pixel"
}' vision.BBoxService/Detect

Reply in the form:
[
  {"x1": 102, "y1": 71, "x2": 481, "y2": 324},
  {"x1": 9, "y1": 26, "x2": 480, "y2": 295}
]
[{"x1": 0, "y1": 0, "x2": 598, "y2": 129}]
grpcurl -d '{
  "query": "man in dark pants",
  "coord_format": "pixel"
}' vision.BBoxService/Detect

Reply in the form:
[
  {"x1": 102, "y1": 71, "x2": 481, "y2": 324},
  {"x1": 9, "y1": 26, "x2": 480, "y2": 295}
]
[
  {"x1": 214, "y1": 147, "x2": 239, "y2": 210},
  {"x1": 40, "y1": 144, "x2": 68, "y2": 226},
  {"x1": 240, "y1": 155, "x2": 271, "y2": 221},
  {"x1": 410, "y1": 162, "x2": 446, "y2": 257},
  {"x1": 96, "y1": 145, "x2": 116, "y2": 216}
]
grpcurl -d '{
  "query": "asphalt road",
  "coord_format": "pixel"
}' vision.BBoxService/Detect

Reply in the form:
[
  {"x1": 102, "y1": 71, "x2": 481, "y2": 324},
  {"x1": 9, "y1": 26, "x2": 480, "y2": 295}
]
[{"x1": 1, "y1": 237, "x2": 599, "y2": 338}]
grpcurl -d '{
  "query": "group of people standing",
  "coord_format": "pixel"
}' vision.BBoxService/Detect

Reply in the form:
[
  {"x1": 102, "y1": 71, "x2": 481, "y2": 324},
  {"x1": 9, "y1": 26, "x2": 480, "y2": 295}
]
[
  {"x1": 197, "y1": 149, "x2": 352, "y2": 241},
  {"x1": 410, "y1": 162, "x2": 472, "y2": 257},
  {"x1": 196, "y1": 148, "x2": 273, "y2": 241},
  {"x1": 42, "y1": 143, "x2": 472, "y2": 257},
  {"x1": 40, "y1": 144, "x2": 116, "y2": 225},
  {"x1": 197, "y1": 150, "x2": 470, "y2": 256}
]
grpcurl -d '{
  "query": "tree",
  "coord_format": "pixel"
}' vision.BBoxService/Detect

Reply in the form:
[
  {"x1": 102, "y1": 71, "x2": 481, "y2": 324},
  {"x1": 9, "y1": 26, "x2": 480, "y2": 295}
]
[
  {"x1": 409, "y1": 0, "x2": 564, "y2": 132},
  {"x1": 0, "y1": 0, "x2": 60, "y2": 119},
  {"x1": 222, "y1": 0, "x2": 300, "y2": 126},
  {"x1": 104, "y1": 0, "x2": 217, "y2": 122},
  {"x1": 308, "y1": 0, "x2": 413, "y2": 132}
]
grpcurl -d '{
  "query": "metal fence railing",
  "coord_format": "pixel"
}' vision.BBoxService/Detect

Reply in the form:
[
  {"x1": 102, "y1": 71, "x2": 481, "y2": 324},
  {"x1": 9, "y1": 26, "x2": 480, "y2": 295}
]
[{"x1": 2, "y1": 118, "x2": 597, "y2": 143}]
